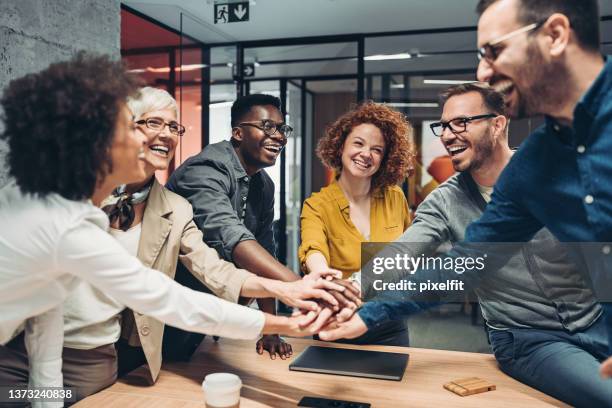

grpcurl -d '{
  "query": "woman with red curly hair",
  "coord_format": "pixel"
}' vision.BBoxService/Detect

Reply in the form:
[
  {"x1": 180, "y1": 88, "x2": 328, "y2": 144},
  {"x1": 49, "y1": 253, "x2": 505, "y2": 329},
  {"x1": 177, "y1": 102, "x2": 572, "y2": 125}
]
[{"x1": 298, "y1": 102, "x2": 415, "y2": 346}]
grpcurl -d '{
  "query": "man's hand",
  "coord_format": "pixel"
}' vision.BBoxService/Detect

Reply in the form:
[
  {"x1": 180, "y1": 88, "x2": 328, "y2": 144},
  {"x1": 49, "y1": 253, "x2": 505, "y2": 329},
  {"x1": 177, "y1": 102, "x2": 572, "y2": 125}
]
[
  {"x1": 601, "y1": 356, "x2": 612, "y2": 378},
  {"x1": 256, "y1": 334, "x2": 292, "y2": 360},
  {"x1": 327, "y1": 279, "x2": 362, "y2": 309},
  {"x1": 317, "y1": 312, "x2": 368, "y2": 341}
]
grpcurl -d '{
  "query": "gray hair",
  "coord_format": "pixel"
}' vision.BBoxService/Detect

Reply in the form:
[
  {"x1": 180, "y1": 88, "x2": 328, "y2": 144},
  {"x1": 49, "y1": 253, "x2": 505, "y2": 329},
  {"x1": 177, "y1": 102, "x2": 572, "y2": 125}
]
[{"x1": 127, "y1": 86, "x2": 177, "y2": 121}]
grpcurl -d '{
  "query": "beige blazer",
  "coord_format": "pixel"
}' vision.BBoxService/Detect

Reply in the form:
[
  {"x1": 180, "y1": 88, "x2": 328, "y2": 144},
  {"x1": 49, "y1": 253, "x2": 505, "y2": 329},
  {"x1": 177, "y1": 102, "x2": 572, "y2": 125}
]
[{"x1": 125, "y1": 179, "x2": 254, "y2": 383}]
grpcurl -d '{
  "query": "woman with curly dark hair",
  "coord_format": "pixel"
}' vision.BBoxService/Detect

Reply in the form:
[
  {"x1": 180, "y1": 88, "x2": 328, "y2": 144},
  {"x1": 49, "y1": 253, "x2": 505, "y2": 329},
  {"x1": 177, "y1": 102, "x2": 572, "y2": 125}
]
[
  {"x1": 298, "y1": 101, "x2": 415, "y2": 346},
  {"x1": 0, "y1": 54, "x2": 329, "y2": 404}
]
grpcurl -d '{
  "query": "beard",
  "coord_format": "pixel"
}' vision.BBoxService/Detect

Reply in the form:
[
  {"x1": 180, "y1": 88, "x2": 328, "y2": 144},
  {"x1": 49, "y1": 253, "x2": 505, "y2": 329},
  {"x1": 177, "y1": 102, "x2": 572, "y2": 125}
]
[
  {"x1": 510, "y1": 41, "x2": 569, "y2": 119},
  {"x1": 462, "y1": 127, "x2": 496, "y2": 173}
]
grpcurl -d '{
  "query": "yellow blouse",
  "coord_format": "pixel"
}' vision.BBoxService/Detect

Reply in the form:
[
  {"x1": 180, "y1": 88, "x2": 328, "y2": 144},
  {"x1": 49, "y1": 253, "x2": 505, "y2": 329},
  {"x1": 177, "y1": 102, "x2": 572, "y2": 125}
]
[{"x1": 298, "y1": 180, "x2": 411, "y2": 279}]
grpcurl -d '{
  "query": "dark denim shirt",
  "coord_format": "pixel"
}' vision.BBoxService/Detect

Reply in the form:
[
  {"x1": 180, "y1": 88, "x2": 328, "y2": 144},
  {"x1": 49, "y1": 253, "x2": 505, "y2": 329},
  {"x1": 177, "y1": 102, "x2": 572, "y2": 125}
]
[
  {"x1": 359, "y1": 57, "x2": 612, "y2": 330},
  {"x1": 166, "y1": 140, "x2": 276, "y2": 262}
]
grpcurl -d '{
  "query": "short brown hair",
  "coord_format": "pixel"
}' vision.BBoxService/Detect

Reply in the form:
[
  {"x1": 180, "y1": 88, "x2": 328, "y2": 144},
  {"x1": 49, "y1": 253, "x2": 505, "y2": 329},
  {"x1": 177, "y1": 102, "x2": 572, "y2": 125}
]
[
  {"x1": 316, "y1": 101, "x2": 414, "y2": 191},
  {"x1": 440, "y1": 82, "x2": 507, "y2": 117},
  {"x1": 476, "y1": 0, "x2": 600, "y2": 52}
]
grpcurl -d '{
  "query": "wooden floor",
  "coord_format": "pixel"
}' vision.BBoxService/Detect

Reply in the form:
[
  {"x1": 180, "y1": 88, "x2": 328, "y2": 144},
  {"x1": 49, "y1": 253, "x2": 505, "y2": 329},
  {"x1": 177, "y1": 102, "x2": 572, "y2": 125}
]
[{"x1": 76, "y1": 336, "x2": 568, "y2": 407}]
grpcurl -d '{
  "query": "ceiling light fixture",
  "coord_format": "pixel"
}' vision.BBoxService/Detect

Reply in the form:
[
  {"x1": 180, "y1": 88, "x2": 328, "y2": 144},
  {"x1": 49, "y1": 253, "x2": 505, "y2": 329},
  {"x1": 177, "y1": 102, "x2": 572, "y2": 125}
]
[
  {"x1": 210, "y1": 101, "x2": 234, "y2": 108},
  {"x1": 364, "y1": 53, "x2": 412, "y2": 61},
  {"x1": 127, "y1": 64, "x2": 208, "y2": 74},
  {"x1": 384, "y1": 102, "x2": 439, "y2": 108},
  {"x1": 423, "y1": 79, "x2": 478, "y2": 85}
]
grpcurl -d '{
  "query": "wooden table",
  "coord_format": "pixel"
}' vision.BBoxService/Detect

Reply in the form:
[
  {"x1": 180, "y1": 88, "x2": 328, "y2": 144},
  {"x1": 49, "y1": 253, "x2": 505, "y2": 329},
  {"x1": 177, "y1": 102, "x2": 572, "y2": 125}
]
[{"x1": 76, "y1": 337, "x2": 567, "y2": 407}]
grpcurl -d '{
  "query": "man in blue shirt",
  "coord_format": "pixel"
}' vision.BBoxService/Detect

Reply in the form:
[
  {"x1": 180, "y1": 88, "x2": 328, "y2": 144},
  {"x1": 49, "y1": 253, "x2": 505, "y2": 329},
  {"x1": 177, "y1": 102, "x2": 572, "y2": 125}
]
[{"x1": 320, "y1": 0, "x2": 612, "y2": 380}]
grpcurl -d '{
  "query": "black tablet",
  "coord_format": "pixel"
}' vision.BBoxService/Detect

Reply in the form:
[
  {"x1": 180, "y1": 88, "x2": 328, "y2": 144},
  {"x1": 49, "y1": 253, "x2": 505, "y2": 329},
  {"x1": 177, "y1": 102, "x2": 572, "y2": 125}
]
[{"x1": 289, "y1": 346, "x2": 408, "y2": 381}]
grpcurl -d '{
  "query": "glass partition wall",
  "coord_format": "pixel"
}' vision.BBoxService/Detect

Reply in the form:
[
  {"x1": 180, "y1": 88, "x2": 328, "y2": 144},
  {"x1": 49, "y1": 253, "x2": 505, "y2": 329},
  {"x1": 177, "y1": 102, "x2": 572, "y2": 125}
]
[{"x1": 122, "y1": 4, "x2": 612, "y2": 274}]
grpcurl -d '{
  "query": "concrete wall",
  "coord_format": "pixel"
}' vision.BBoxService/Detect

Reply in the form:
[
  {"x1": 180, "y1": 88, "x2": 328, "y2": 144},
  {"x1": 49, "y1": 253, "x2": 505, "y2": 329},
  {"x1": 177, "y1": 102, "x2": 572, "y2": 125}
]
[{"x1": 0, "y1": 0, "x2": 121, "y2": 187}]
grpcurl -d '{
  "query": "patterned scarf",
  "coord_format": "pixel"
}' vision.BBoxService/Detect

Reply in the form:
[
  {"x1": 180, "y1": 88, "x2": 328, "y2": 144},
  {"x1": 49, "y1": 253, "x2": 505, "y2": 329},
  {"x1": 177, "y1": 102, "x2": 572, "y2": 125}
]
[{"x1": 102, "y1": 179, "x2": 153, "y2": 231}]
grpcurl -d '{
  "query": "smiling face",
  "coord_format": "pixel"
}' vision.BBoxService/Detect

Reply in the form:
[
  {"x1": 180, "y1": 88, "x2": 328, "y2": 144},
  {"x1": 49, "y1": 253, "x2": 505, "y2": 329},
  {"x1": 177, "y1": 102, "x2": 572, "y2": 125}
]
[
  {"x1": 476, "y1": 0, "x2": 566, "y2": 119},
  {"x1": 340, "y1": 123, "x2": 386, "y2": 181},
  {"x1": 137, "y1": 108, "x2": 179, "y2": 177},
  {"x1": 107, "y1": 103, "x2": 147, "y2": 186},
  {"x1": 232, "y1": 104, "x2": 286, "y2": 174},
  {"x1": 440, "y1": 92, "x2": 496, "y2": 173}
]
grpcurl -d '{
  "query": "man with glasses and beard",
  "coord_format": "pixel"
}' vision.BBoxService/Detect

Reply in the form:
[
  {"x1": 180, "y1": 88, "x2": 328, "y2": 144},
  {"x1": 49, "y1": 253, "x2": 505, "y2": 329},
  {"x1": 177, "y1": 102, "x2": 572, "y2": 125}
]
[
  {"x1": 473, "y1": 0, "x2": 612, "y2": 381},
  {"x1": 166, "y1": 94, "x2": 358, "y2": 361},
  {"x1": 320, "y1": 0, "x2": 612, "y2": 401}
]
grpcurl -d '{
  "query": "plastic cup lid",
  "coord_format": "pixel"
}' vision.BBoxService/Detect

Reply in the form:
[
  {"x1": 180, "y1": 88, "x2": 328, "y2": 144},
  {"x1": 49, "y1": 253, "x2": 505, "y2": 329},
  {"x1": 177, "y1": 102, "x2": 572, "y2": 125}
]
[{"x1": 202, "y1": 373, "x2": 242, "y2": 391}]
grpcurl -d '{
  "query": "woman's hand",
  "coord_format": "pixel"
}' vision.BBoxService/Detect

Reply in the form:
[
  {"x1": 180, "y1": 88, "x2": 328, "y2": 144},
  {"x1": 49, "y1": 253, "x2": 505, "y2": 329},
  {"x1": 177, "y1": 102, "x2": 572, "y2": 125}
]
[
  {"x1": 303, "y1": 268, "x2": 343, "y2": 281},
  {"x1": 267, "y1": 277, "x2": 347, "y2": 312}
]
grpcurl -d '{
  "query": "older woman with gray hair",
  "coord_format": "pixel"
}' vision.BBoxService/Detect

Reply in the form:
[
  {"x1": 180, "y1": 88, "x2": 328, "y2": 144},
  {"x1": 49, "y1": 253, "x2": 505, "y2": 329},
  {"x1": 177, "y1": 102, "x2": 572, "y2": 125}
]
[{"x1": 0, "y1": 86, "x2": 347, "y2": 403}]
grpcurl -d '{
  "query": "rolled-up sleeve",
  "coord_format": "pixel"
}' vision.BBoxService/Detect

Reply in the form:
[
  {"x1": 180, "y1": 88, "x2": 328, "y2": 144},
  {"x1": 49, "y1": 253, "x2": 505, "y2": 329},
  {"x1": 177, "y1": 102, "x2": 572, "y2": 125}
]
[
  {"x1": 179, "y1": 218, "x2": 254, "y2": 303},
  {"x1": 169, "y1": 160, "x2": 256, "y2": 261},
  {"x1": 298, "y1": 198, "x2": 330, "y2": 272}
]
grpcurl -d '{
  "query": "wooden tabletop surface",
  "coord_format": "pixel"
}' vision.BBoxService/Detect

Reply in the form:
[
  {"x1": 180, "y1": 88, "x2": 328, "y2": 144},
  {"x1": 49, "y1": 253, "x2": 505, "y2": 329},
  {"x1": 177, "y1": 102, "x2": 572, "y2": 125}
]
[{"x1": 75, "y1": 336, "x2": 567, "y2": 407}]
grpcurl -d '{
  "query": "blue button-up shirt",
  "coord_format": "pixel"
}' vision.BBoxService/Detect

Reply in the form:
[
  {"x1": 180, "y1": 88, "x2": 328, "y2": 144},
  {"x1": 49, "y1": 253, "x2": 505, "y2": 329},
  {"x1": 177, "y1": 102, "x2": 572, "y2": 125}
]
[
  {"x1": 359, "y1": 57, "x2": 612, "y2": 339},
  {"x1": 464, "y1": 57, "x2": 612, "y2": 244}
]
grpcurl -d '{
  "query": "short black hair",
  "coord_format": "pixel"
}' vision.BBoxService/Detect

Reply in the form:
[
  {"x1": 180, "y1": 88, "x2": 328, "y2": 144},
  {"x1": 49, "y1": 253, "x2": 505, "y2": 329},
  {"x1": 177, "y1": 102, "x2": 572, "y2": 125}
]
[
  {"x1": 230, "y1": 93, "x2": 282, "y2": 127},
  {"x1": 440, "y1": 82, "x2": 507, "y2": 117},
  {"x1": 0, "y1": 51, "x2": 141, "y2": 200},
  {"x1": 476, "y1": 0, "x2": 600, "y2": 51}
]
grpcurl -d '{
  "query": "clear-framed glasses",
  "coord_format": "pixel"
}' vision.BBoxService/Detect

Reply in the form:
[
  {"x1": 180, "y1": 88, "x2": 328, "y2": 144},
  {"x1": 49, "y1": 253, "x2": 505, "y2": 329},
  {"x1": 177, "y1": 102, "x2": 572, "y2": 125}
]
[
  {"x1": 237, "y1": 119, "x2": 293, "y2": 140},
  {"x1": 136, "y1": 117, "x2": 186, "y2": 136},
  {"x1": 429, "y1": 113, "x2": 497, "y2": 137},
  {"x1": 477, "y1": 18, "x2": 547, "y2": 63}
]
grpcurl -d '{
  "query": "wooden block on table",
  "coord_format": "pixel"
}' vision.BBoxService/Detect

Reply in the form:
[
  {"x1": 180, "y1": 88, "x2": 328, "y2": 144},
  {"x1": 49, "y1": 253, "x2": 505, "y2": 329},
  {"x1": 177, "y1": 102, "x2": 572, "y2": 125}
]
[{"x1": 443, "y1": 377, "x2": 496, "y2": 396}]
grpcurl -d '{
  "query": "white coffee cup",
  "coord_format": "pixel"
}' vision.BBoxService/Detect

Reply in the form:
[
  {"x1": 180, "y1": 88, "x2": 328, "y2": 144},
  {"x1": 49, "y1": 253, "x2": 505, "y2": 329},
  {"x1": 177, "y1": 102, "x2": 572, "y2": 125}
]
[{"x1": 202, "y1": 372, "x2": 242, "y2": 408}]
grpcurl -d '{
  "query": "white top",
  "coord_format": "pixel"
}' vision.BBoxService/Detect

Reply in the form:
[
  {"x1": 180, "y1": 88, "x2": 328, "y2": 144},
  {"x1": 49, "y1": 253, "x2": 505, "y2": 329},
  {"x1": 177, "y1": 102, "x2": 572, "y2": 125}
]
[
  {"x1": 109, "y1": 224, "x2": 142, "y2": 255},
  {"x1": 0, "y1": 183, "x2": 264, "y2": 406},
  {"x1": 62, "y1": 225, "x2": 142, "y2": 350},
  {"x1": 475, "y1": 181, "x2": 494, "y2": 203}
]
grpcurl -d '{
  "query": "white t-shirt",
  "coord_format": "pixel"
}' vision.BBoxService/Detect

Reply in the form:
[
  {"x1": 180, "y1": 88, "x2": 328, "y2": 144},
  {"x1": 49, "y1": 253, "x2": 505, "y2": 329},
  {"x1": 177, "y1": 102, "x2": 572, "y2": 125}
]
[
  {"x1": 0, "y1": 182, "x2": 264, "y2": 404},
  {"x1": 476, "y1": 181, "x2": 494, "y2": 203}
]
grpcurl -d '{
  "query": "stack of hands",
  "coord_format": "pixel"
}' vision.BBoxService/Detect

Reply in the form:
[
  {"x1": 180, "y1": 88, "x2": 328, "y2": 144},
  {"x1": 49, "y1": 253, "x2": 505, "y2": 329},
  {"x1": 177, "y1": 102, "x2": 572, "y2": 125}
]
[{"x1": 261, "y1": 270, "x2": 370, "y2": 358}]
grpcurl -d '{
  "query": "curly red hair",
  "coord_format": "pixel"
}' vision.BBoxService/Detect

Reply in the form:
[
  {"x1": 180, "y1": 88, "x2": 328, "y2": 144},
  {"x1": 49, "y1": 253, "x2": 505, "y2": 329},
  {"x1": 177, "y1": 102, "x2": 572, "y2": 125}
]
[{"x1": 316, "y1": 101, "x2": 415, "y2": 191}]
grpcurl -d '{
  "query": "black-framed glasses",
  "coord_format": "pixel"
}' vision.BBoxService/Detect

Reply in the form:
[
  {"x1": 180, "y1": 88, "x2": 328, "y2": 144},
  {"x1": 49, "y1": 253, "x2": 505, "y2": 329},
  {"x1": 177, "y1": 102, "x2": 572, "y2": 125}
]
[
  {"x1": 136, "y1": 117, "x2": 185, "y2": 136},
  {"x1": 237, "y1": 120, "x2": 293, "y2": 140},
  {"x1": 477, "y1": 19, "x2": 547, "y2": 63},
  {"x1": 430, "y1": 114, "x2": 497, "y2": 137}
]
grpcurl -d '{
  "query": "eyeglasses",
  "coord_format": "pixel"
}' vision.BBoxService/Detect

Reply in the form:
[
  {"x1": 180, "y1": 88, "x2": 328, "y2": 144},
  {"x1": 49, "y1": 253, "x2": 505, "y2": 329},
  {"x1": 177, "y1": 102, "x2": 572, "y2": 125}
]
[
  {"x1": 237, "y1": 120, "x2": 293, "y2": 140},
  {"x1": 136, "y1": 117, "x2": 185, "y2": 136},
  {"x1": 429, "y1": 114, "x2": 497, "y2": 137},
  {"x1": 477, "y1": 19, "x2": 547, "y2": 63}
]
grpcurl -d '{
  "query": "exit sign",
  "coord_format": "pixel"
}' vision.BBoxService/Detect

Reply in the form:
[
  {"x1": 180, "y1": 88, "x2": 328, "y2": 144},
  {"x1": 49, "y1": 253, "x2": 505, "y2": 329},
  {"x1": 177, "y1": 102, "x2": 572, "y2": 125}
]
[{"x1": 214, "y1": 2, "x2": 249, "y2": 24}]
